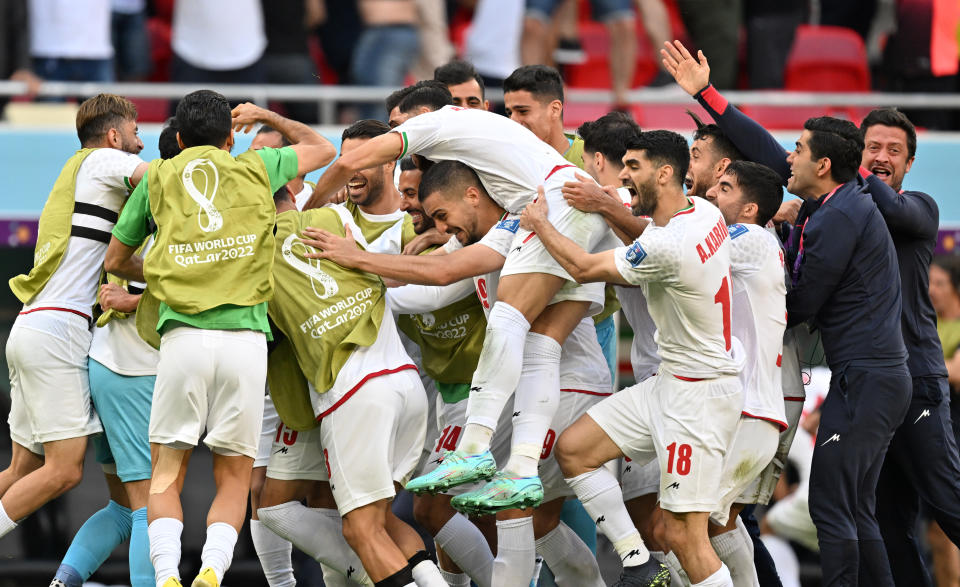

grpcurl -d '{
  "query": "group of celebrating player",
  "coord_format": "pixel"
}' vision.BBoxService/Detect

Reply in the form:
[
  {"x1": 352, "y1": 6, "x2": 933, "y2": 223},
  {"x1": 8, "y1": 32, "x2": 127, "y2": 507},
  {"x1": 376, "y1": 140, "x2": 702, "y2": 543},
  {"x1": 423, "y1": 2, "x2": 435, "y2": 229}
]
[{"x1": 1, "y1": 38, "x2": 954, "y2": 587}]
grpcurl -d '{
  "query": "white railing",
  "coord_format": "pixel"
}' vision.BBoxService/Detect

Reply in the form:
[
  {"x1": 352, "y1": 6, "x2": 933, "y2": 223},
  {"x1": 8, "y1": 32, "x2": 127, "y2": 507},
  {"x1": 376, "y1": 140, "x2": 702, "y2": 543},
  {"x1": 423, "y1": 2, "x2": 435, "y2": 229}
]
[{"x1": 1, "y1": 80, "x2": 958, "y2": 125}]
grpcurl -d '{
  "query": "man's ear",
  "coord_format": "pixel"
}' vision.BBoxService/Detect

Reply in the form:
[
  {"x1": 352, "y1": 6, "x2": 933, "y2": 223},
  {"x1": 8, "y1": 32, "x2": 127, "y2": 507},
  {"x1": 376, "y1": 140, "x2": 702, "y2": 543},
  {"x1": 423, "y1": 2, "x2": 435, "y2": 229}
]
[
  {"x1": 549, "y1": 99, "x2": 563, "y2": 120},
  {"x1": 743, "y1": 201, "x2": 759, "y2": 223},
  {"x1": 106, "y1": 127, "x2": 121, "y2": 149},
  {"x1": 715, "y1": 157, "x2": 731, "y2": 177},
  {"x1": 594, "y1": 151, "x2": 605, "y2": 172},
  {"x1": 224, "y1": 130, "x2": 235, "y2": 152},
  {"x1": 658, "y1": 164, "x2": 673, "y2": 186},
  {"x1": 464, "y1": 185, "x2": 481, "y2": 205},
  {"x1": 176, "y1": 131, "x2": 185, "y2": 149},
  {"x1": 816, "y1": 157, "x2": 832, "y2": 179}
]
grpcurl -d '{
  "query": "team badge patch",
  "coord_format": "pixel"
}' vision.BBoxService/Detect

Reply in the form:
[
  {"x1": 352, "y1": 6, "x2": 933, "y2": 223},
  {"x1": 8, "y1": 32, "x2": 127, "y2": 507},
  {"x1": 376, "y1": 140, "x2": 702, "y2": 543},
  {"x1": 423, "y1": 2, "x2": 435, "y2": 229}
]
[
  {"x1": 728, "y1": 223, "x2": 748, "y2": 239},
  {"x1": 625, "y1": 241, "x2": 647, "y2": 267},
  {"x1": 496, "y1": 218, "x2": 521, "y2": 233}
]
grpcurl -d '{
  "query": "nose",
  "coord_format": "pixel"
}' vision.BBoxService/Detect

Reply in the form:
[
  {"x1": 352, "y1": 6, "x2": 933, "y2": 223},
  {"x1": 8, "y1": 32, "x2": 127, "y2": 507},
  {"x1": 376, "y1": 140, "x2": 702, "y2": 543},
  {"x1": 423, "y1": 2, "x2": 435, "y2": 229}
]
[
  {"x1": 435, "y1": 219, "x2": 450, "y2": 234},
  {"x1": 399, "y1": 197, "x2": 411, "y2": 211}
]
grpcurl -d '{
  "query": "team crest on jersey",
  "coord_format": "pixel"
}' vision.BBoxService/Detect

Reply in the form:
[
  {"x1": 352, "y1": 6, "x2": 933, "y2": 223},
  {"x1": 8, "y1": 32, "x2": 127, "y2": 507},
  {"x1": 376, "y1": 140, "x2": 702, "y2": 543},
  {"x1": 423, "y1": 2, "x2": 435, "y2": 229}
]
[
  {"x1": 496, "y1": 218, "x2": 520, "y2": 233},
  {"x1": 728, "y1": 223, "x2": 748, "y2": 239},
  {"x1": 625, "y1": 241, "x2": 647, "y2": 267}
]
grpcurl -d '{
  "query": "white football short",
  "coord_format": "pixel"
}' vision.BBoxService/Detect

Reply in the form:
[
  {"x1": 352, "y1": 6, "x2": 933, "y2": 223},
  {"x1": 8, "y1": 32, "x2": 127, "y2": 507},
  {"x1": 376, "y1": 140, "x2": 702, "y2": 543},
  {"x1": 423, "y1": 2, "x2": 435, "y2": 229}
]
[
  {"x1": 255, "y1": 394, "x2": 280, "y2": 468},
  {"x1": 266, "y1": 424, "x2": 327, "y2": 482},
  {"x1": 149, "y1": 327, "x2": 266, "y2": 458},
  {"x1": 711, "y1": 417, "x2": 780, "y2": 525},
  {"x1": 321, "y1": 368, "x2": 427, "y2": 515},
  {"x1": 6, "y1": 311, "x2": 101, "y2": 454},
  {"x1": 588, "y1": 371, "x2": 741, "y2": 514},
  {"x1": 413, "y1": 377, "x2": 440, "y2": 477},
  {"x1": 620, "y1": 457, "x2": 661, "y2": 502},
  {"x1": 501, "y1": 169, "x2": 609, "y2": 316}
]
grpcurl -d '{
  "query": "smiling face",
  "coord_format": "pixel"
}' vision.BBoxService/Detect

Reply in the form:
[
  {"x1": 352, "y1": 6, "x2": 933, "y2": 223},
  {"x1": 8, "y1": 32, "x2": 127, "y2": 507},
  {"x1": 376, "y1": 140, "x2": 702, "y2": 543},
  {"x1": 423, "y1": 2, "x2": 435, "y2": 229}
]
[
  {"x1": 705, "y1": 172, "x2": 751, "y2": 225},
  {"x1": 421, "y1": 189, "x2": 482, "y2": 245},
  {"x1": 862, "y1": 124, "x2": 914, "y2": 191},
  {"x1": 786, "y1": 130, "x2": 821, "y2": 198},
  {"x1": 618, "y1": 149, "x2": 659, "y2": 216},
  {"x1": 398, "y1": 168, "x2": 432, "y2": 233},
  {"x1": 504, "y1": 90, "x2": 560, "y2": 143},
  {"x1": 340, "y1": 137, "x2": 388, "y2": 207}
]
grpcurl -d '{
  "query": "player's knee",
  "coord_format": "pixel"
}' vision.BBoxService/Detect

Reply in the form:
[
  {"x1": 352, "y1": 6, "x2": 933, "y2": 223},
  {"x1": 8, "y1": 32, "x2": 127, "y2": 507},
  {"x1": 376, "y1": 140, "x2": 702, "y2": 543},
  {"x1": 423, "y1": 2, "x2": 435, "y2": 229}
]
[
  {"x1": 249, "y1": 471, "x2": 266, "y2": 510},
  {"x1": 48, "y1": 461, "x2": 84, "y2": 494},
  {"x1": 412, "y1": 495, "x2": 445, "y2": 535},
  {"x1": 342, "y1": 511, "x2": 382, "y2": 548},
  {"x1": 554, "y1": 431, "x2": 582, "y2": 476},
  {"x1": 661, "y1": 513, "x2": 693, "y2": 553}
]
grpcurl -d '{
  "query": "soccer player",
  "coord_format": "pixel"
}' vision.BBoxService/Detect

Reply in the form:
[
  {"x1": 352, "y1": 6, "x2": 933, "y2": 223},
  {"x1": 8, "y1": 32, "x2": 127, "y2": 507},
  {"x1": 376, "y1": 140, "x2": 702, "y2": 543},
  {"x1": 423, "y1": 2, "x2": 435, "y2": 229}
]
[
  {"x1": 692, "y1": 161, "x2": 786, "y2": 587},
  {"x1": 307, "y1": 159, "x2": 611, "y2": 586},
  {"x1": 663, "y1": 40, "x2": 956, "y2": 586},
  {"x1": 305, "y1": 80, "x2": 613, "y2": 513},
  {"x1": 521, "y1": 130, "x2": 740, "y2": 586},
  {"x1": 2, "y1": 94, "x2": 147, "y2": 543},
  {"x1": 104, "y1": 92, "x2": 335, "y2": 587},
  {"x1": 434, "y1": 59, "x2": 490, "y2": 110},
  {"x1": 503, "y1": 64, "x2": 621, "y2": 381},
  {"x1": 260, "y1": 188, "x2": 445, "y2": 587}
]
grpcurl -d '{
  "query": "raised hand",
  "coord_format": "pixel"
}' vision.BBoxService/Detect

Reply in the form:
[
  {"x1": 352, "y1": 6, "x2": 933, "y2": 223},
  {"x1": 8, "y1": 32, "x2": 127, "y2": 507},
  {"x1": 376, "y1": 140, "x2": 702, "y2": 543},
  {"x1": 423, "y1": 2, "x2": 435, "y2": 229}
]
[
  {"x1": 301, "y1": 224, "x2": 362, "y2": 267},
  {"x1": 660, "y1": 40, "x2": 711, "y2": 96},
  {"x1": 231, "y1": 102, "x2": 270, "y2": 134}
]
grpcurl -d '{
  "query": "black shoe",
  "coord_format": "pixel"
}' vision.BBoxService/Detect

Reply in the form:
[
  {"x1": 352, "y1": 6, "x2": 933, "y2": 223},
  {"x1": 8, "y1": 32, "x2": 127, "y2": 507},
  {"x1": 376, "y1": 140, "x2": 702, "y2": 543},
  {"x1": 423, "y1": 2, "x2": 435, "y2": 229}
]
[{"x1": 613, "y1": 558, "x2": 672, "y2": 586}]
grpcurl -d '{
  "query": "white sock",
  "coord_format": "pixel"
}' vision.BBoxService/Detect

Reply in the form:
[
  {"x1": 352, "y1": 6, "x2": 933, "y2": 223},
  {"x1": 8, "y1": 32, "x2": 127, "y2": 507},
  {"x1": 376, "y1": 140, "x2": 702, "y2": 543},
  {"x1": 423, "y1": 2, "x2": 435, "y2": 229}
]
[
  {"x1": 505, "y1": 333, "x2": 562, "y2": 477},
  {"x1": 491, "y1": 517, "x2": 535, "y2": 587},
  {"x1": 439, "y1": 568, "x2": 471, "y2": 586},
  {"x1": 411, "y1": 558, "x2": 447, "y2": 587},
  {"x1": 434, "y1": 512, "x2": 494, "y2": 587},
  {"x1": 535, "y1": 522, "x2": 604, "y2": 586},
  {"x1": 200, "y1": 522, "x2": 237, "y2": 582},
  {"x1": 693, "y1": 563, "x2": 733, "y2": 587},
  {"x1": 257, "y1": 502, "x2": 369, "y2": 584},
  {"x1": 462, "y1": 302, "x2": 531, "y2": 453},
  {"x1": 710, "y1": 519, "x2": 758, "y2": 587},
  {"x1": 148, "y1": 517, "x2": 183, "y2": 585},
  {"x1": 0, "y1": 500, "x2": 17, "y2": 539},
  {"x1": 250, "y1": 519, "x2": 295, "y2": 587},
  {"x1": 651, "y1": 550, "x2": 684, "y2": 585},
  {"x1": 665, "y1": 550, "x2": 691, "y2": 585},
  {"x1": 565, "y1": 468, "x2": 649, "y2": 566}
]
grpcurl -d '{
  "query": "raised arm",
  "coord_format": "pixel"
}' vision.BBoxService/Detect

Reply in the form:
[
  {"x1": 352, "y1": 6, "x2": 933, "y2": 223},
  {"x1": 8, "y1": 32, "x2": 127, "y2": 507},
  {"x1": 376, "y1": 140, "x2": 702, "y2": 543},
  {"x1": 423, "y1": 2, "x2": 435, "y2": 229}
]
[
  {"x1": 661, "y1": 40, "x2": 791, "y2": 182},
  {"x1": 386, "y1": 279, "x2": 477, "y2": 314},
  {"x1": 231, "y1": 103, "x2": 337, "y2": 176},
  {"x1": 302, "y1": 132, "x2": 405, "y2": 209},
  {"x1": 104, "y1": 237, "x2": 145, "y2": 282},
  {"x1": 301, "y1": 224, "x2": 506, "y2": 286},
  {"x1": 520, "y1": 189, "x2": 628, "y2": 285}
]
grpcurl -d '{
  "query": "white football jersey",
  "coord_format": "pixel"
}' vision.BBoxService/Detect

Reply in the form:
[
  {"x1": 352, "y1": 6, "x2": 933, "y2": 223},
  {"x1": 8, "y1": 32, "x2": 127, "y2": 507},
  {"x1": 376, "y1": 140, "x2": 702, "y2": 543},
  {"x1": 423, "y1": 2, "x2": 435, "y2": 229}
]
[
  {"x1": 392, "y1": 106, "x2": 573, "y2": 214},
  {"x1": 451, "y1": 215, "x2": 611, "y2": 395},
  {"x1": 728, "y1": 223, "x2": 788, "y2": 429},
  {"x1": 613, "y1": 196, "x2": 739, "y2": 379}
]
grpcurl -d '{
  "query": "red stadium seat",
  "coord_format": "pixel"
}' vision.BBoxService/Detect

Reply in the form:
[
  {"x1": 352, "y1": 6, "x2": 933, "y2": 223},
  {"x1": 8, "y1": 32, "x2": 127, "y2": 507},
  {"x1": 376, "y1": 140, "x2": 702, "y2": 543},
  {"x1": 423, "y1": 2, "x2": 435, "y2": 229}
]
[
  {"x1": 784, "y1": 25, "x2": 870, "y2": 92},
  {"x1": 563, "y1": 22, "x2": 660, "y2": 90}
]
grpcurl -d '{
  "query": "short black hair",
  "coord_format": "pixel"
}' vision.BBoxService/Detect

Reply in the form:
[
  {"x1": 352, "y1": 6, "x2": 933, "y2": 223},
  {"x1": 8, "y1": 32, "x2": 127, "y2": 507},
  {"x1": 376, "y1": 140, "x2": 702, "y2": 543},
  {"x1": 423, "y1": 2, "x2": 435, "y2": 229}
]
[
  {"x1": 386, "y1": 85, "x2": 416, "y2": 115},
  {"x1": 803, "y1": 116, "x2": 864, "y2": 184},
  {"x1": 418, "y1": 160, "x2": 485, "y2": 203},
  {"x1": 624, "y1": 130, "x2": 690, "y2": 187},
  {"x1": 578, "y1": 111, "x2": 641, "y2": 165},
  {"x1": 399, "y1": 156, "x2": 418, "y2": 172},
  {"x1": 256, "y1": 124, "x2": 291, "y2": 147},
  {"x1": 273, "y1": 186, "x2": 293, "y2": 207},
  {"x1": 158, "y1": 117, "x2": 181, "y2": 159},
  {"x1": 398, "y1": 80, "x2": 453, "y2": 114},
  {"x1": 688, "y1": 111, "x2": 744, "y2": 162},
  {"x1": 723, "y1": 161, "x2": 784, "y2": 226},
  {"x1": 434, "y1": 59, "x2": 485, "y2": 98},
  {"x1": 342, "y1": 119, "x2": 391, "y2": 141},
  {"x1": 860, "y1": 108, "x2": 917, "y2": 159},
  {"x1": 503, "y1": 65, "x2": 564, "y2": 104},
  {"x1": 175, "y1": 90, "x2": 232, "y2": 148}
]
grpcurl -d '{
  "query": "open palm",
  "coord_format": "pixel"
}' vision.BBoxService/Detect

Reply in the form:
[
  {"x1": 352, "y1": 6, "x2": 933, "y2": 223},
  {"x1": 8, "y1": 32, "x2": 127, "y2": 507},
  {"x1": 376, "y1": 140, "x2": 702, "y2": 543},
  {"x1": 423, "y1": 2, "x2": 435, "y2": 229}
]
[{"x1": 660, "y1": 40, "x2": 711, "y2": 97}]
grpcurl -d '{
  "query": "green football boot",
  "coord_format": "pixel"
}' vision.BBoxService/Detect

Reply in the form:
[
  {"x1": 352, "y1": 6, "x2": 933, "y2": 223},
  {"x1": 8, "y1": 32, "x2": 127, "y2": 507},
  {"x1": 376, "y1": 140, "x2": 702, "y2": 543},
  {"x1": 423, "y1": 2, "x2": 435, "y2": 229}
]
[
  {"x1": 450, "y1": 472, "x2": 544, "y2": 515},
  {"x1": 405, "y1": 450, "x2": 497, "y2": 494}
]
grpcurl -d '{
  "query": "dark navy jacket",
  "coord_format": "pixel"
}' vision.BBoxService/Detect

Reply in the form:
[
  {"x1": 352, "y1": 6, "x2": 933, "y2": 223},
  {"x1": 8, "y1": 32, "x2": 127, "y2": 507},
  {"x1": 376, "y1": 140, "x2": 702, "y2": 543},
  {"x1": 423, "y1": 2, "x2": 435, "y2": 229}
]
[{"x1": 695, "y1": 85, "x2": 941, "y2": 375}]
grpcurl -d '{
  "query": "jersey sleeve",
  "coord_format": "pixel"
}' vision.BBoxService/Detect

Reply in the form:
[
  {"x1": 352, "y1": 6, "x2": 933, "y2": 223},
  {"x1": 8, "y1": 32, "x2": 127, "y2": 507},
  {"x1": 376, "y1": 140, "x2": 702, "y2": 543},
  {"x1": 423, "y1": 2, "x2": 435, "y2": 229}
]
[
  {"x1": 94, "y1": 149, "x2": 145, "y2": 192},
  {"x1": 476, "y1": 214, "x2": 521, "y2": 258},
  {"x1": 386, "y1": 279, "x2": 477, "y2": 314},
  {"x1": 393, "y1": 110, "x2": 445, "y2": 159},
  {"x1": 256, "y1": 146, "x2": 300, "y2": 193},
  {"x1": 613, "y1": 226, "x2": 678, "y2": 286},
  {"x1": 112, "y1": 175, "x2": 153, "y2": 246}
]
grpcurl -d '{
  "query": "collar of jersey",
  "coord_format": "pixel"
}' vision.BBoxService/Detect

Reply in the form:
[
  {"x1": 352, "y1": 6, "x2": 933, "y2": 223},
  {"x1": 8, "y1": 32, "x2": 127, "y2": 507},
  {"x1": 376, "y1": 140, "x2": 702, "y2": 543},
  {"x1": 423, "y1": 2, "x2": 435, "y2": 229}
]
[{"x1": 672, "y1": 197, "x2": 696, "y2": 217}]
